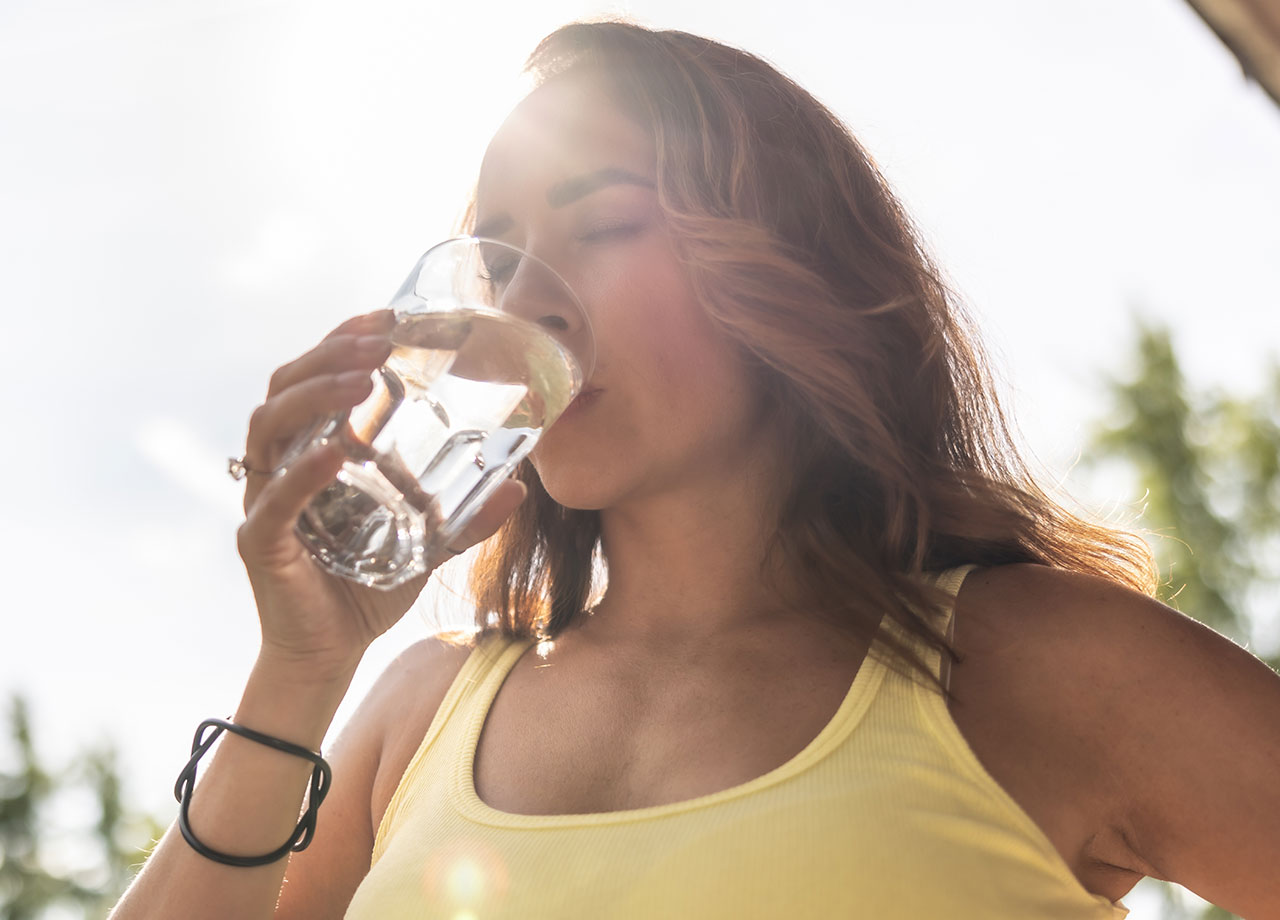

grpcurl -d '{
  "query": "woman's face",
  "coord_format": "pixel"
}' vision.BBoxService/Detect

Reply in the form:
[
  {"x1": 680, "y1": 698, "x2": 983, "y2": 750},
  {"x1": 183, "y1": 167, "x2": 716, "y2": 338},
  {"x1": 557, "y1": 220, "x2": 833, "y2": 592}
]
[{"x1": 474, "y1": 75, "x2": 770, "y2": 512}]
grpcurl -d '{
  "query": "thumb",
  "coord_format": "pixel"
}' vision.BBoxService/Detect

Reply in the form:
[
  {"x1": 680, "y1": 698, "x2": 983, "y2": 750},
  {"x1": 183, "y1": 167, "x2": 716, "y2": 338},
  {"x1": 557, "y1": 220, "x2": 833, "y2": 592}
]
[{"x1": 440, "y1": 479, "x2": 528, "y2": 556}]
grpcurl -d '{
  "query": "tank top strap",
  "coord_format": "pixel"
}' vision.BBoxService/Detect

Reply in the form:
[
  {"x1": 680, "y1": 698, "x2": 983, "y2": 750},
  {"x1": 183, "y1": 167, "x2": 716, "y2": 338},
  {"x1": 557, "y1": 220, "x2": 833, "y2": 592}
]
[
  {"x1": 930, "y1": 564, "x2": 979, "y2": 616},
  {"x1": 372, "y1": 632, "x2": 532, "y2": 861},
  {"x1": 929, "y1": 564, "x2": 979, "y2": 690},
  {"x1": 422, "y1": 632, "x2": 528, "y2": 745},
  {"x1": 877, "y1": 565, "x2": 979, "y2": 687}
]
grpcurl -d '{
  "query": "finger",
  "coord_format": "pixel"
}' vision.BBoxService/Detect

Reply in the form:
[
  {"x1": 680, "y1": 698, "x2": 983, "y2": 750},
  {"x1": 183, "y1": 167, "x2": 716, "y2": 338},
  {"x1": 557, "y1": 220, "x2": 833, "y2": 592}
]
[
  {"x1": 242, "y1": 466, "x2": 273, "y2": 516},
  {"x1": 325, "y1": 309, "x2": 395, "y2": 341},
  {"x1": 266, "y1": 329, "x2": 392, "y2": 399},
  {"x1": 436, "y1": 480, "x2": 528, "y2": 561},
  {"x1": 246, "y1": 369, "x2": 376, "y2": 471},
  {"x1": 239, "y1": 440, "x2": 346, "y2": 566}
]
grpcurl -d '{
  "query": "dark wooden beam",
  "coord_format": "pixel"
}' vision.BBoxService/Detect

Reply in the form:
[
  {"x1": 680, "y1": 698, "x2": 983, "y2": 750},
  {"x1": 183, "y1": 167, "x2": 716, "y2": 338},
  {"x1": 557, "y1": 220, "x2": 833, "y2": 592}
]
[{"x1": 1185, "y1": 0, "x2": 1280, "y2": 108}]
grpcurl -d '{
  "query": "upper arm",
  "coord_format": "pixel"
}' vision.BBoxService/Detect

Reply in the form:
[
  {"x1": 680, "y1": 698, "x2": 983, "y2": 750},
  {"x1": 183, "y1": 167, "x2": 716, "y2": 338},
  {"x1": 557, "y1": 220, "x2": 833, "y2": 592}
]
[
  {"x1": 274, "y1": 636, "x2": 472, "y2": 919},
  {"x1": 1094, "y1": 586, "x2": 1280, "y2": 918},
  {"x1": 962, "y1": 565, "x2": 1280, "y2": 919}
]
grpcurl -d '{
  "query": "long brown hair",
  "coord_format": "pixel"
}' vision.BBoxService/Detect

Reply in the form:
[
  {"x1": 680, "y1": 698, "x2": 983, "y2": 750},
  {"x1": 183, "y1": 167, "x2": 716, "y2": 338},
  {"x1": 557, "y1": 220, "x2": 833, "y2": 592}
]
[{"x1": 462, "y1": 21, "x2": 1156, "y2": 682}]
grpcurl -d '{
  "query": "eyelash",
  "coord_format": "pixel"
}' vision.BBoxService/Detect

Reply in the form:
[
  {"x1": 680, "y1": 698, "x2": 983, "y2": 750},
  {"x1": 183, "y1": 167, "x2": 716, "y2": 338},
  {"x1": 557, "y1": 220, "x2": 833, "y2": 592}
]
[
  {"x1": 480, "y1": 254, "x2": 520, "y2": 285},
  {"x1": 578, "y1": 220, "x2": 640, "y2": 242}
]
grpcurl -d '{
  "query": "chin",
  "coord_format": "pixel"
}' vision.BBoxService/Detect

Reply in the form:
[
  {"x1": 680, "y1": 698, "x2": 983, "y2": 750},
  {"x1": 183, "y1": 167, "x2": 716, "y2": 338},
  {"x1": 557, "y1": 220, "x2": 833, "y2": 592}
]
[
  {"x1": 527, "y1": 427, "x2": 588, "y2": 497},
  {"x1": 526, "y1": 447, "x2": 617, "y2": 511},
  {"x1": 528, "y1": 403, "x2": 644, "y2": 511},
  {"x1": 529, "y1": 468, "x2": 614, "y2": 512}
]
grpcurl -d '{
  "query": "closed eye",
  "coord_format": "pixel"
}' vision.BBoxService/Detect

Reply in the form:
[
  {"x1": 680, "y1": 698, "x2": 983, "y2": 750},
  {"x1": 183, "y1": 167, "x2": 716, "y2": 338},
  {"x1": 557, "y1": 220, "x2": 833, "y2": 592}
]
[
  {"x1": 479, "y1": 252, "x2": 521, "y2": 285},
  {"x1": 579, "y1": 220, "x2": 642, "y2": 242}
]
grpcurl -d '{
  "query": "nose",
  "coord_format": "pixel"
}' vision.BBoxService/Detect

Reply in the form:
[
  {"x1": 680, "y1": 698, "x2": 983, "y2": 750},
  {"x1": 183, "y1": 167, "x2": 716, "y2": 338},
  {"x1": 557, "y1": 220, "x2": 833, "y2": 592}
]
[
  {"x1": 500, "y1": 255, "x2": 579, "y2": 334},
  {"x1": 479, "y1": 241, "x2": 595, "y2": 380}
]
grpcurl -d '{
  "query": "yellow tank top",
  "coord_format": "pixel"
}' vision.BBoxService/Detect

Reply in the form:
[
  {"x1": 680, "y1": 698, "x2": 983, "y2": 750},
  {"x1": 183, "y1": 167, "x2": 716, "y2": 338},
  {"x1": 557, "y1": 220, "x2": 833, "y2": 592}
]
[{"x1": 345, "y1": 567, "x2": 1128, "y2": 918}]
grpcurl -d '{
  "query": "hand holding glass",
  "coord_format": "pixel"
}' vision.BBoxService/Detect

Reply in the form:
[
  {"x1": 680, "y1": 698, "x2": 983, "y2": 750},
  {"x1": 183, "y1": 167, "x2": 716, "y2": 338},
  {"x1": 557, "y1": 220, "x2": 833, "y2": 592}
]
[{"x1": 285, "y1": 237, "x2": 594, "y2": 589}]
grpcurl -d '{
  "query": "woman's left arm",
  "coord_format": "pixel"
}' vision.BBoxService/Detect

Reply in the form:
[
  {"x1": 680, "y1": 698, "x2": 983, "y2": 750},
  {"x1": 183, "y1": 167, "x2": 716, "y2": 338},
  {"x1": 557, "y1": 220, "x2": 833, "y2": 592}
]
[
  {"x1": 1100, "y1": 583, "x2": 1280, "y2": 918},
  {"x1": 995, "y1": 566, "x2": 1280, "y2": 919}
]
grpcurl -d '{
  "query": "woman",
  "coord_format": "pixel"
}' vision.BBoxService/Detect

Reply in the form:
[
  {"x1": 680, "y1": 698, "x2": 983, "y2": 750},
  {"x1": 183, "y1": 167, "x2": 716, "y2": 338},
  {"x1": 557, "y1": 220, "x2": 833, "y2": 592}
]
[{"x1": 112, "y1": 21, "x2": 1280, "y2": 919}]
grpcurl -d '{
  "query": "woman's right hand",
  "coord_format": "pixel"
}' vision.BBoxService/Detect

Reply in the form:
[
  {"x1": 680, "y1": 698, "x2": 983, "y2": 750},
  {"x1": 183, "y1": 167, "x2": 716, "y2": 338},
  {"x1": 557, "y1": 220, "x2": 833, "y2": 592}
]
[{"x1": 235, "y1": 309, "x2": 526, "y2": 680}]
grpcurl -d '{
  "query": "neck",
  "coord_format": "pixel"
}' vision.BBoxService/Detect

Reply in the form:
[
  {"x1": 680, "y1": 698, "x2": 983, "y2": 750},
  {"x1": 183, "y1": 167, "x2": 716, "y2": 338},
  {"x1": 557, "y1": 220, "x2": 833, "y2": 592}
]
[{"x1": 582, "y1": 460, "x2": 802, "y2": 647}]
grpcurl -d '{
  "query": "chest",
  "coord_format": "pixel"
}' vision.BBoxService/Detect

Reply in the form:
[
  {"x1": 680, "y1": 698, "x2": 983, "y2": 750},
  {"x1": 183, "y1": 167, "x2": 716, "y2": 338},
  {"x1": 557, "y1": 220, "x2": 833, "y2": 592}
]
[
  {"x1": 462, "y1": 637, "x2": 1129, "y2": 901},
  {"x1": 472, "y1": 642, "x2": 861, "y2": 816}
]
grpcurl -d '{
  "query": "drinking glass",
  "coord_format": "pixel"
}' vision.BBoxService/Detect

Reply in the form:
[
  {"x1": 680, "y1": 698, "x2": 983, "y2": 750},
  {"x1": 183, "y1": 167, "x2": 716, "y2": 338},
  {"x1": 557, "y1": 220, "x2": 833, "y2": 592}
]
[{"x1": 285, "y1": 237, "x2": 594, "y2": 589}]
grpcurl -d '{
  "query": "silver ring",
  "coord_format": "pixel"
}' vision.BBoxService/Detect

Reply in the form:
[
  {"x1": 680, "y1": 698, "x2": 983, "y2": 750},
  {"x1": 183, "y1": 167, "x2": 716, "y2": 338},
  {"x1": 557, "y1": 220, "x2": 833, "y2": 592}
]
[{"x1": 227, "y1": 456, "x2": 271, "y2": 481}]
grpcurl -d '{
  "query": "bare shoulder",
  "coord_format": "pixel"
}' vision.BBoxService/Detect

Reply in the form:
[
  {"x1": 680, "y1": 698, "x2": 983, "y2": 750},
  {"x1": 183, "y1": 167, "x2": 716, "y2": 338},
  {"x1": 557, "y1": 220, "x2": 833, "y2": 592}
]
[
  {"x1": 311, "y1": 634, "x2": 476, "y2": 844},
  {"x1": 359, "y1": 633, "x2": 476, "y2": 724},
  {"x1": 357, "y1": 635, "x2": 476, "y2": 824},
  {"x1": 950, "y1": 561, "x2": 1275, "y2": 762},
  {"x1": 954, "y1": 562, "x2": 1175, "y2": 655},
  {"x1": 952, "y1": 563, "x2": 1280, "y2": 916},
  {"x1": 953, "y1": 562, "x2": 1277, "y2": 720}
]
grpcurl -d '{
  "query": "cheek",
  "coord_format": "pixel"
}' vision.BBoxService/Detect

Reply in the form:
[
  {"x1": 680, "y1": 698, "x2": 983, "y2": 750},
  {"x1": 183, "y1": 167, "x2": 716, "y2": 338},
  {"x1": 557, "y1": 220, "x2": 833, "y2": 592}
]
[
  {"x1": 588, "y1": 248, "x2": 724, "y2": 389},
  {"x1": 529, "y1": 234, "x2": 761, "y2": 489},
  {"x1": 643, "y1": 301, "x2": 748, "y2": 406}
]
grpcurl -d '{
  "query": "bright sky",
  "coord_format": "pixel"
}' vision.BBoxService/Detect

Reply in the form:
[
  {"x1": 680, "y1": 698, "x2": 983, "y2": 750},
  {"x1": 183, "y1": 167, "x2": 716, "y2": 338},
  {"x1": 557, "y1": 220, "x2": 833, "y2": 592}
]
[{"x1": 2, "y1": 1, "x2": 1278, "y2": 915}]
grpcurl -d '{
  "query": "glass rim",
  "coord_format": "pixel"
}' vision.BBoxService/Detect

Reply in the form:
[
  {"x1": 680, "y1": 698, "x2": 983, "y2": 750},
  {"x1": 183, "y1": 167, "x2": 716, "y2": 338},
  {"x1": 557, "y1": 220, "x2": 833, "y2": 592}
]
[{"x1": 403, "y1": 235, "x2": 595, "y2": 380}]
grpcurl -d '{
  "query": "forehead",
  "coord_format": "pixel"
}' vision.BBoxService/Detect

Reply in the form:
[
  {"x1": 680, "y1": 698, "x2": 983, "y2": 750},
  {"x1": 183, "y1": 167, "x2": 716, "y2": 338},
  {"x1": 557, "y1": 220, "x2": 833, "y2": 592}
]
[{"x1": 477, "y1": 76, "x2": 655, "y2": 200}]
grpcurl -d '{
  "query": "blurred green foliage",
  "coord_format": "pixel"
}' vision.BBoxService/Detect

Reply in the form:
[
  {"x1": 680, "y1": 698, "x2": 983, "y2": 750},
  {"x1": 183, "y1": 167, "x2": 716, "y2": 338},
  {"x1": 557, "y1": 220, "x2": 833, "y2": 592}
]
[
  {"x1": 0, "y1": 694, "x2": 161, "y2": 919},
  {"x1": 1085, "y1": 319, "x2": 1280, "y2": 920}
]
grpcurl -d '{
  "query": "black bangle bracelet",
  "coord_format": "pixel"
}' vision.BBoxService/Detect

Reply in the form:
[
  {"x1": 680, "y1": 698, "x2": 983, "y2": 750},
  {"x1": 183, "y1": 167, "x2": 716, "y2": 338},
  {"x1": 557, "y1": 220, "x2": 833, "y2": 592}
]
[{"x1": 173, "y1": 718, "x2": 332, "y2": 868}]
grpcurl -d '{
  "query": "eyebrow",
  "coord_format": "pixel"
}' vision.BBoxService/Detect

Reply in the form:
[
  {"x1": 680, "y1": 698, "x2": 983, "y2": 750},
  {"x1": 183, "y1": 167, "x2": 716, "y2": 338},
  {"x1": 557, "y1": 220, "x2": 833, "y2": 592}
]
[
  {"x1": 546, "y1": 167, "x2": 655, "y2": 207},
  {"x1": 473, "y1": 167, "x2": 656, "y2": 239}
]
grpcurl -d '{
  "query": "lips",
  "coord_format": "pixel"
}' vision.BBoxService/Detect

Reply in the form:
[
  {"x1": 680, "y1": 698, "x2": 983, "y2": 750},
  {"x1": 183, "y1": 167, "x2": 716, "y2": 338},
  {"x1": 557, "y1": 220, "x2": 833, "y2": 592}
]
[{"x1": 561, "y1": 386, "x2": 602, "y2": 418}]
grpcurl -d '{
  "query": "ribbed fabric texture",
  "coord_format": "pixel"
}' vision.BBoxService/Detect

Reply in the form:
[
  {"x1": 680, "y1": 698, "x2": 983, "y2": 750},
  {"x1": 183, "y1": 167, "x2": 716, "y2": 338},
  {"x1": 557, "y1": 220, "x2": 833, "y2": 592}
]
[{"x1": 345, "y1": 567, "x2": 1128, "y2": 918}]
